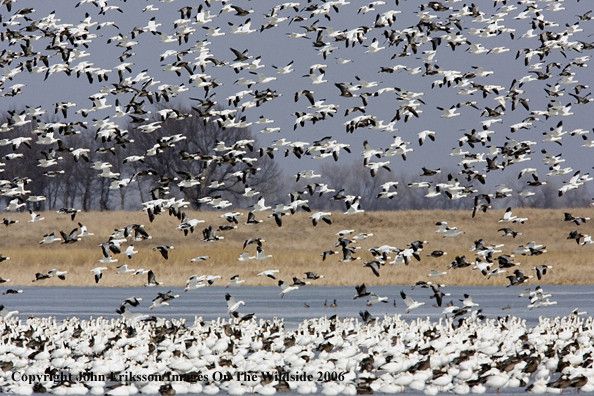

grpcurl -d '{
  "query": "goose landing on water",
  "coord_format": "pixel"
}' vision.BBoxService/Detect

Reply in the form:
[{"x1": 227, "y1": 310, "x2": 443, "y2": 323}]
[
  {"x1": 367, "y1": 292, "x2": 388, "y2": 306},
  {"x1": 225, "y1": 293, "x2": 245, "y2": 315},
  {"x1": 400, "y1": 291, "x2": 425, "y2": 313},
  {"x1": 0, "y1": 305, "x2": 19, "y2": 318},
  {"x1": 279, "y1": 280, "x2": 299, "y2": 298}
]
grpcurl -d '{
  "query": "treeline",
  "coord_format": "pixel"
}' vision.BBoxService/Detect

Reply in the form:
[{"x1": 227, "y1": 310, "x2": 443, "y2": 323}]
[
  {"x1": 0, "y1": 106, "x2": 282, "y2": 212},
  {"x1": 0, "y1": 106, "x2": 591, "y2": 214}
]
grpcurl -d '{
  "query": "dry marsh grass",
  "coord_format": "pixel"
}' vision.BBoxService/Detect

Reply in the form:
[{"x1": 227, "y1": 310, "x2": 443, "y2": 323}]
[{"x1": 0, "y1": 208, "x2": 592, "y2": 287}]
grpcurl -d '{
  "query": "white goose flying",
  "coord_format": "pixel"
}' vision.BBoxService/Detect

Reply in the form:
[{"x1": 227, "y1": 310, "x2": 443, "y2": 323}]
[{"x1": 400, "y1": 291, "x2": 425, "y2": 313}]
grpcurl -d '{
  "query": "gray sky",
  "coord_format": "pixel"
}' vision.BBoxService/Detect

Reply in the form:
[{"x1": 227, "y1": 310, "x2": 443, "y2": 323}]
[{"x1": 2, "y1": 0, "x2": 594, "y2": 202}]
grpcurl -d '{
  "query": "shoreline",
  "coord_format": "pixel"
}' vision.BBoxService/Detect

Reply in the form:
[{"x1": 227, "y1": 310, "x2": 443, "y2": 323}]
[{"x1": 0, "y1": 208, "x2": 591, "y2": 287}]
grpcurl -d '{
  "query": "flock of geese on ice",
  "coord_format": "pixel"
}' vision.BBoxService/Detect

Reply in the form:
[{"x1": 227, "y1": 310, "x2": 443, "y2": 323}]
[{"x1": 1, "y1": 0, "x2": 594, "y2": 393}]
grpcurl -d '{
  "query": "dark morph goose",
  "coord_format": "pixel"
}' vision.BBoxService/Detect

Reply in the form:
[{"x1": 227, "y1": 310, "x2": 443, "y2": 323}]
[
  {"x1": 150, "y1": 290, "x2": 180, "y2": 309},
  {"x1": 144, "y1": 270, "x2": 163, "y2": 287},
  {"x1": 60, "y1": 228, "x2": 81, "y2": 244},
  {"x1": 153, "y1": 245, "x2": 174, "y2": 259}
]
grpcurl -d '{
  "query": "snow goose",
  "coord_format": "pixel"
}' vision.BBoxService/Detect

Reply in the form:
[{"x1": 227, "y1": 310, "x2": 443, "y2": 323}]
[
  {"x1": 185, "y1": 275, "x2": 206, "y2": 292},
  {"x1": 91, "y1": 267, "x2": 107, "y2": 283},
  {"x1": 122, "y1": 246, "x2": 138, "y2": 259},
  {"x1": 116, "y1": 264, "x2": 135, "y2": 274},
  {"x1": 435, "y1": 221, "x2": 449, "y2": 233},
  {"x1": 364, "y1": 260, "x2": 381, "y2": 277},
  {"x1": 238, "y1": 251, "x2": 254, "y2": 261},
  {"x1": 28, "y1": 210, "x2": 44, "y2": 223},
  {"x1": 400, "y1": 291, "x2": 425, "y2": 313},
  {"x1": 354, "y1": 284, "x2": 371, "y2": 300},
  {"x1": 443, "y1": 227, "x2": 464, "y2": 237},
  {"x1": 499, "y1": 207, "x2": 528, "y2": 223},
  {"x1": 257, "y1": 270, "x2": 279, "y2": 279},
  {"x1": 32, "y1": 273, "x2": 51, "y2": 282},
  {"x1": 340, "y1": 246, "x2": 360, "y2": 262},
  {"x1": 48, "y1": 269, "x2": 67, "y2": 280},
  {"x1": 367, "y1": 293, "x2": 388, "y2": 306},
  {"x1": 77, "y1": 222, "x2": 94, "y2": 237},
  {"x1": 226, "y1": 275, "x2": 245, "y2": 288},
  {"x1": 144, "y1": 270, "x2": 162, "y2": 287},
  {"x1": 255, "y1": 246, "x2": 272, "y2": 260},
  {"x1": 533, "y1": 265, "x2": 553, "y2": 280},
  {"x1": 190, "y1": 255, "x2": 209, "y2": 262},
  {"x1": 352, "y1": 233, "x2": 373, "y2": 241},
  {"x1": 57, "y1": 207, "x2": 81, "y2": 221},
  {"x1": 428, "y1": 270, "x2": 447, "y2": 277},
  {"x1": 225, "y1": 293, "x2": 245, "y2": 315},
  {"x1": 153, "y1": 245, "x2": 173, "y2": 260},
  {"x1": 150, "y1": 290, "x2": 179, "y2": 309},
  {"x1": 252, "y1": 197, "x2": 271, "y2": 212},
  {"x1": 0, "y1": 305, "x2": 19, "y2": 318},
  {"x1": 460, "y1": 294, "x2": 479, "y2": 307},
  {"x1": 2, "y1": 289, "x2": 22, "y2": 295},
  {"x1": 60, "y1": 228, "x2": 81, "y2": 244},
  {"x1": 98, "y1": 252, "x2": 118, "y2": 264},
  {"x1": 121, "y1": 297, "x2": 142, "y2": 308},
  {"x1": 309, "y1": 212, "x2": 332, "y2": 226},
  {"x1": 304, "y1": 272, "x2": 323, "y2": 280},
  {"x1": 279, "y1": 280, "x2": 299, "y2": 298}
]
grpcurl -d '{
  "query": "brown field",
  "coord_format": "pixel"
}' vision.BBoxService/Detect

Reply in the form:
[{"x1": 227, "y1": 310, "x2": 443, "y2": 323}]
[{"x1": 0, "y1": 208, "x2": 591, "y2": 287}]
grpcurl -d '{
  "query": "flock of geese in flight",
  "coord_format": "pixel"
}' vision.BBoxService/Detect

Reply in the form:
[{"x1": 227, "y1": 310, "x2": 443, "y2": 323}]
[{"x1": 0, "y1": 0, "x2": 594, "y2": 392}]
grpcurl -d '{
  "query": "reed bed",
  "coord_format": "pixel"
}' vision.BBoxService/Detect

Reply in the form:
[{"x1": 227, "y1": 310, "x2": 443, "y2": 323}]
[{"x1": 0, "y1": 208, "x2": 591, "y2": 287}]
